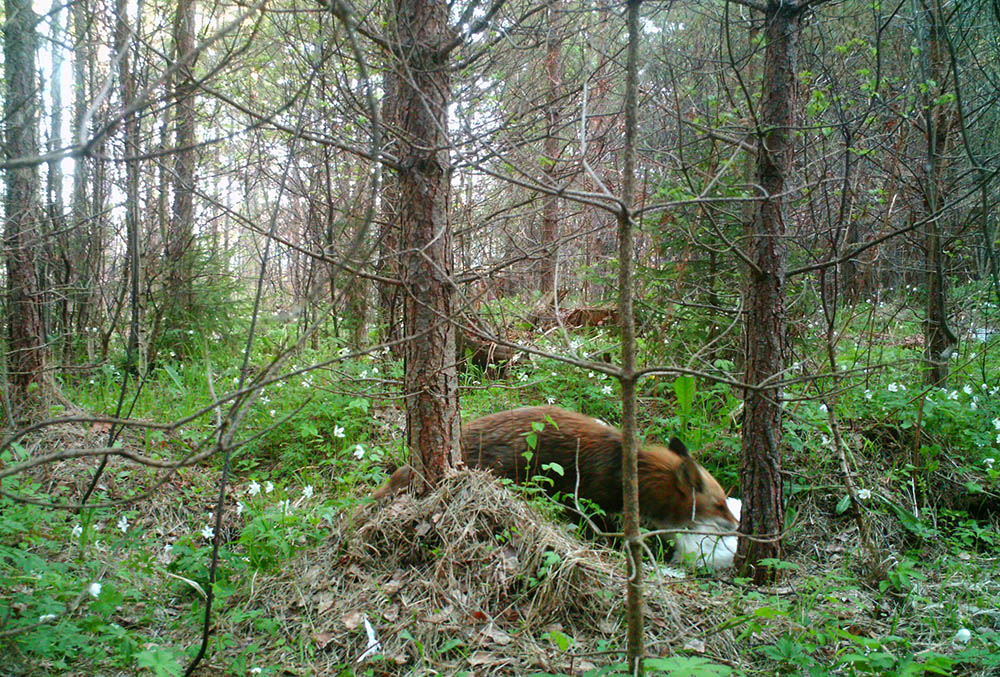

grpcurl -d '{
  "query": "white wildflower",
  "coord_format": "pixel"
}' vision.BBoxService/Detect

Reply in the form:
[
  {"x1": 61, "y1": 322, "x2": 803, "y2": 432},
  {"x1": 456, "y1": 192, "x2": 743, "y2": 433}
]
[
  {"x1": 334, "y1": 425, "x2": 346, "y2": 438},
  {"x1": 201, "y1": 525, "x2": 214, "y2": 541},
  {"x1": 353, "y1": 445, "x2": 365, "y2": 460},
  {"x1": 39, "y1": 614, "x2": 57, "y2": 623},
  {"x1": 88, "y1": 582, "x2": 102, "y2": 598},
  {"x1": 864, "y1": 389, "x2": 873, "y2": 400},
  {"x1": 270, "y1": 410, "x2": 276, "y2": 417},
  {"x1": 964, "y1": 384, "x2": 974, "y2": 395},
  {"x1": 819, "y1": 403, "x2": 828, "y2": 414},
  {"x1": 117, "y1": 516, "x2": 129, "y2": 534},
  {"x1": 72, "y1": 525, "x2": 83, "y2": 538},
  {"x1": 265, "y1": 481, "x2": 274, "y2": 494},
  {"x1": 984, "y1": 458, "x2": 995, "y2": 469},
  {"x1": 857, "y1": 488, "x2": 872, "y2": 500},
  {"x1": 888, "y1": 383, "x2": 899, "y2": 393},
  {"x1": 954, "y1": 628, "x2": 972, "y2": 644},
  {"x1": 247, "y1": 480, "x2": 261, "y2": 496},
  {"x1": 993, "y1": 418, "x2": 1000, "y2": 431},
  {"x1": 236, "y1": 502, "x2": 245, "y2": 516},
  {"x1": 303, "y1": 485, "x2": 314, "y2": 499},
  {"x1": 546, "y1": 397, "x2": 556, "y2": 405},
  {"x1": 601, "y1": 385, "x2": 613, "y2": 396}
]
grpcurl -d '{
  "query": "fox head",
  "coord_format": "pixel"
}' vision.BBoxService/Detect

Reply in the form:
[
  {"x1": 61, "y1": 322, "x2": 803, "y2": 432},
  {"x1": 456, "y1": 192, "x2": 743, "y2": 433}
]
[{"x1": 638, "y1": 438, "x2": 739, "y2": 530}]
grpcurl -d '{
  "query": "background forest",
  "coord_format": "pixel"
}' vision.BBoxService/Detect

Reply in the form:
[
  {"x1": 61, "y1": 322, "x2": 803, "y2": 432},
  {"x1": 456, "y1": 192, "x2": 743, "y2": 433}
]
[{"x1": 2, "y1": 0, "x2": 1000, "y2": 673}]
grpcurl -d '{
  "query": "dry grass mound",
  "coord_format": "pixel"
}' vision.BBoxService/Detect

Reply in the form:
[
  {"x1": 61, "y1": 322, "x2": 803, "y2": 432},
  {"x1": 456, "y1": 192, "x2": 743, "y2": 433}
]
[{"x1": 276, "y1": 469, "x2": 738, "y2": 674}]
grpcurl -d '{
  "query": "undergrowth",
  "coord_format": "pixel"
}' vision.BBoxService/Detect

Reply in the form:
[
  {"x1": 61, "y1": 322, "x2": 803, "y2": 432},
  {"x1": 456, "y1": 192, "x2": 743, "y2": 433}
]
[{"x1": 2, "y1": 305, "x2": 1000, "y2": 675}]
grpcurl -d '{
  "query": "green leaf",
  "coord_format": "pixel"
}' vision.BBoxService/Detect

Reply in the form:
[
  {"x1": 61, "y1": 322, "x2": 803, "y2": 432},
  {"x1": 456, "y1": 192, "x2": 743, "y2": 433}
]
[
  {"x1": 673, "y1": 376, "x2": 696, "y2": 416},
  {"x1": 347, "y1": 397, "x2": 370, "y2": 413},
  {"x1": 437, "y1": 637, "x2": 464, "y2": 654},
  {"x1": 836, "y1": 494, "x2": 852, "y2": 515},
  {"x1": 544, "y1": 629, "x2": 574, "y2": 651},
  {"x1": 162, "y1": 364, "x2": 183, "y2": 390},
  {"x1": 136, "y1": 648, "x2": 183, "y2": 677},
  {"x1": 541, "y1": 462, "x2": 564, "y2": 477},
  {"x1": 645, "y1": 656, "x2": 733, "y2": 675}
]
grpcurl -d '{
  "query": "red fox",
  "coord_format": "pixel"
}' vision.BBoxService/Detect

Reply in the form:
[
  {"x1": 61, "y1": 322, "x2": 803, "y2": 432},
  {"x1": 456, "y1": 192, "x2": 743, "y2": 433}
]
[{"x1": 372, "y1": 406, "x2": 738, "y2": 531}]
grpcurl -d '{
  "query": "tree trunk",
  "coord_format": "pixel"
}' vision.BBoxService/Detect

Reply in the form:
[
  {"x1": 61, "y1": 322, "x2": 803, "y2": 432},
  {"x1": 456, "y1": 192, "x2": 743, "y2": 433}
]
[
  {"x1": 378, "y1": 69, "x2": 404, "y2": 356},
  {"x1": 117, "y1": 0, "x2": 142, "y2": 372},
  {"x1": 47, "y1": 8, "x2": 68, "y2": 365},
  {"x1": 68, "y1": 0, "x2": 93, "y2": 366},
  {"x1": 167, "y1": 0, "x2": 198, "y2": 324},
  {"x1": 3, "y1": 0, "x2": 47, "y2": 417},
  {"x1": 915, "y1": 0, "x2": 958, "y2": 385},
  {"x1": 392, "y1": 0, "x2": 462, "y2": 492},
  {"x1": 736, "y1": 0, "x2": 799, "y2": 584},
  {"x1": 539, "y1": 0, "x2": 563, "y2": 294},
  {"x1": 620, "y1": 1, "x2": 645, "y2": 669}
]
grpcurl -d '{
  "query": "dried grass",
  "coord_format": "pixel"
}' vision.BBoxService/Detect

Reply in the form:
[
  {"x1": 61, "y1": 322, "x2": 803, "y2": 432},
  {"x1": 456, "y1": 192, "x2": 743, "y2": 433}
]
[{"x1": 259, "y1": 469, "x2": 739, "y2": 674}]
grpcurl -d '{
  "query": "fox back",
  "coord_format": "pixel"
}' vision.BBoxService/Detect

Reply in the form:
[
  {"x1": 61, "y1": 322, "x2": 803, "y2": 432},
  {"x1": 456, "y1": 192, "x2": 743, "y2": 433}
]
[{"x1": 376, "y1": 406, "x2": 738, "y2": 531}]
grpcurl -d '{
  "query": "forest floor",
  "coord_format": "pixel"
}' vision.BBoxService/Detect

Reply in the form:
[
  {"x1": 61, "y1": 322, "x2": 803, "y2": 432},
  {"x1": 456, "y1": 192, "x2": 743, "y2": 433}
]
[{"x1": 5, "y1": 362, "x2": 1000, "y2": 675}]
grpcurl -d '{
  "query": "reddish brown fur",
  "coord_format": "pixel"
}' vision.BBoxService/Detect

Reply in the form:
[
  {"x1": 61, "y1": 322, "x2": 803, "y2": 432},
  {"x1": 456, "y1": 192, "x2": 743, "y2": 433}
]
[{"x1": 373, "y1": 406, "x2": 738, "y2": 530}]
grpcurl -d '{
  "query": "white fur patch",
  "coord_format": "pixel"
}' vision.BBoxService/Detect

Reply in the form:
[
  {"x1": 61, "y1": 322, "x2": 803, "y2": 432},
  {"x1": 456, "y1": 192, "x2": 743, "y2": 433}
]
[{"x1": 671, "y1": 498, "x2": 742, "y2": 570}]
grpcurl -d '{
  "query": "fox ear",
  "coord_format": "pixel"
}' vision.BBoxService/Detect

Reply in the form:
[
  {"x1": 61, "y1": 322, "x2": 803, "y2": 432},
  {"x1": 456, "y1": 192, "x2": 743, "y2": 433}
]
[
  {"x1": 675, "y1": 456, "x2": 704, "y2": 494},
  {"x1": 668, "y1": 437, "x2": 689, "y2": 457}
]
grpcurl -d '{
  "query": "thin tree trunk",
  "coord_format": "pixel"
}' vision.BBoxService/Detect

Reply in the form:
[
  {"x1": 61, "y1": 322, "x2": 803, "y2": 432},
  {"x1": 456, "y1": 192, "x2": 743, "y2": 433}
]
[
  {"x1": 167, "y1": 0, "x2": 198, "y2": 321},
  {"x1": 620, "y1": 0, "x2": 644, "y2": 670},
  {"x1": 68, "y1": 0, "x2": 93, "y2": 366},
  {"x1": 117, "y1": 0, "x2": 142, "y2": 372},
  {"x1": 539, "y1": 0, "x2": 563, "y2": 294},
  {"x1": 378, "y1": 69, "x2": 404, "y2": 356},
  {"x1": 915, "y1": 0, "x2": 958, "y2": 385},
  {"x1": 47, "y1": 8, "x2": 68, "y2": 366}
]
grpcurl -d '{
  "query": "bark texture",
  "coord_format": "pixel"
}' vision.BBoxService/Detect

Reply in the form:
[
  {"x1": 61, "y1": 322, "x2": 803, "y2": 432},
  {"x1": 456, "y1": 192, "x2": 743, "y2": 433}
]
[
  {"x1": 736, "y1": 0, "x2": 799, "y2": 584},
  {"x1": 4, "y1": 0, "x2": 47, "y2": 416},
  {"x1": 539, "y1": 0, "x2": 563, "y2": 294},
  {"x1": 393, "y1": 0, "x2": 462, "y2": 492}
]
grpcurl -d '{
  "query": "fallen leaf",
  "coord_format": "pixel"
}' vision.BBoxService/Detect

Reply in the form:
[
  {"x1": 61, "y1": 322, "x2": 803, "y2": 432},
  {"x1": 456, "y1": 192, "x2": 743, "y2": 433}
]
[
  {"x1": 426, "y1": 605, "x2": 454, "y2": 624},
  {"x1": 683, "y1": 638, "x2": 706, "y2": 653},
  {"x1": 341, "y1": 611, "x2": 364, "y2": 630},
  {"x1": 312, "y1": 632, "x2": 336, "y2": 649},
  {"x1": 315, "y1": 592, "x2": 337, "y2": 615},
  {"x1": 91, "y1": 422, "x2": 113, "y2": 435},
  {"x1": 481, "y1": 625, "x2": 512, "y2": 645},
  {"x1": 469, "y1": 652, "x2": 493, "y2": 666},
  {"x1": 383, "y1": 603, "x2": 400, "y2": 622}
]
